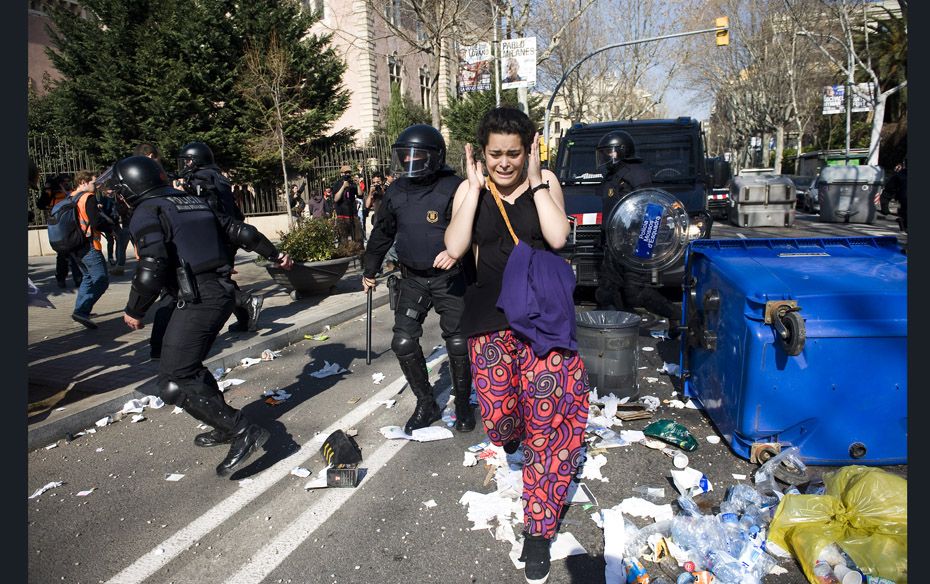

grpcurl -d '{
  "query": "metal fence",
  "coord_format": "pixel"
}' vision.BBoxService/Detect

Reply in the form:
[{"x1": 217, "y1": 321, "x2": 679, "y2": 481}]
[
  {"x1": 28, "y1": 135, "x2": 98, "y2": 228},
  {"x1": 296, "y1": 134, "x2": 395, "y2": 201}
]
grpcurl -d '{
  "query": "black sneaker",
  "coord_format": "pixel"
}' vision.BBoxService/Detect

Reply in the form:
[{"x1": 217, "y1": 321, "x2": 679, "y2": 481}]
[
  {"x1": 71, "y1": 313, "x2": 98, "y2": 330},
  {"x1": 519, "y1": 534, "x2": 551, "y2": 584}
]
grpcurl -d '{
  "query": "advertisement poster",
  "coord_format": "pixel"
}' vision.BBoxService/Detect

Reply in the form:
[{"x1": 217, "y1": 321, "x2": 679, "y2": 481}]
[
  {"x1": 822, "y1": 82, "x2": 875, "y2": 114},
  {"x1": 500, "y1": 37, "x2": 536, "y2": 90},
  {"x1": 457, "y1": 42, "x2": 492, "y2": 93}
]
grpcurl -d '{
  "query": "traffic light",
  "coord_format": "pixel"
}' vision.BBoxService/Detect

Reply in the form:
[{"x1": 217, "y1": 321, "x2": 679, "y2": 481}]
[
  {"x1": 715, "y1": 16, "x2": 729, "y2": 46},
  {"x1": 539, "y1": 134, "x2": 549, "y2": 163}
]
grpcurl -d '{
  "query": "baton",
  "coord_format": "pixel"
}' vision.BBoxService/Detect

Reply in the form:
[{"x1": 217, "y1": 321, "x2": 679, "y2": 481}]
[{"x1": 366, "y1": 287, "x2": 373, "y2": 365}]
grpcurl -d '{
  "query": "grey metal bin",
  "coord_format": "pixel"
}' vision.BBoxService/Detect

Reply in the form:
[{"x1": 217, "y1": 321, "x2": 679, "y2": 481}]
[
  {"x1": 576, "y1": 310, "x2": 641, "y2": 400},
  {"x1": 816, "y1": 165, "x2": 884, "y2": 224},
  {"x1": 728, "y1": 174, "x2": 796, "y2": 227}
]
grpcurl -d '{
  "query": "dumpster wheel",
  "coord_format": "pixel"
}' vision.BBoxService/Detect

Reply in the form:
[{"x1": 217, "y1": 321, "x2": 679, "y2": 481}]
[
  {"x1": 773, "y1": 458, "x2": 811, "y2": 487},
  {"x1": 779, "y1": 311, "x2": 806, "y2": 356}
]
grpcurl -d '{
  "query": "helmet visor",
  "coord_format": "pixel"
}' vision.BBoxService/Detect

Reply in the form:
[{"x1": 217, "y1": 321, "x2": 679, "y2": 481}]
[
  {"x1": 596, "y1": 146, "x2": 623, "y2": 170},
  {"x1": 391, "y1": 147, "x2": 436, "y2": 177}
]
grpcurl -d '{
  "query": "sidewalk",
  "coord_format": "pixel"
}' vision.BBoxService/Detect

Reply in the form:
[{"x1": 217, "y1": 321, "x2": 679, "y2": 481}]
[{"x1": 27, "y1": 252, "x2": 388, "y2": 451}]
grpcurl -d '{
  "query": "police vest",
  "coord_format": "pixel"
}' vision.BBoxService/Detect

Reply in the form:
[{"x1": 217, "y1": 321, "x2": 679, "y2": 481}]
[
  {"x1": 391, "y1": 173, "x2": 464, "y2": 270},
  {"x1": 600, "y1": 163, "x2": 653, "y2": 220},
  {"x1": 189, "y1": 167, "x2": 243, "y2": 220},
  {"x1": 133, "y1": 190, "x2": 230, "y2": 275}
]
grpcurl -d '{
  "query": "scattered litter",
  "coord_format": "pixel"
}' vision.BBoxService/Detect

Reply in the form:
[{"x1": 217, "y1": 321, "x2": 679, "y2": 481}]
[
  {"x1": 76, "y1": 488, "x2": 96, "y2": 497},
  {"x1": 29, "y1": 481, "x2": 64, "y2": 499},
  {"x1": 261, "y1": 349, "x2": 281, "y2": 361},
  {"x1": 310, "y1": 361, "x2": 348, "y2": 378},
  {"x1": 240, "y1": 357, "x2": 262, "y2": 368},
  {"x1": 346, "y1": 428, "x2": 358, "y2": 437},
  {"x1": 261, "y1": 389, "x2": 292, "y2": 403},
  {"x1": 172, "y1": 406, "x2": 184, "y2": 414},
  {"x1": 347, "y1": 397, "x2": 360, "y2": 404},
  {"x1": 684, "y1": 400, "x2": 700, "y2": 410},
  {"x1": 264, "y1": 397, "x2": 284, "y2": 406},
  {"x1": 218, "y1": 378, "x2": 246, "y2": 392},
  {"x1": 164, "y1": 474, "x2": 185, "y2": 482},
  {"x1": 732, "y1": 473, "x2": 747, "y2": 480},
  {"x1": 650, "y1": 329, "x2": 671, "y2": 340},
  {"x1": 463, "y1": 452, "x2": 478, "y2": 467},
  {"x1": 120, "y1": 399, "x2": 146, "y2": 414},
  {"x1": 510, "y1": 532, "x2": 587, "y2": 569},
  {"x1": 616, "y1": 410, "x2": 653, "y2": 422},
  {"x1": 641, "y1": 395, "x2": 661, "y2": 412},
  {"x1": 54, "y1": 407, "x2": 66, "y2": 412},
  {"x1": 95, "y1": 448, "x2": 104, "y2": 453},
  {"x1": 666, "y1": 399, "x2": 686, "y2": 409},
  {"x1": 130, "y1": 414, "x2": 146, "y2": 423},
  {"x1": 673, "y1": 453, "x2": 690, "y2": 469},
  {"x1": 579, "y1": 453, "x2": 609, "y2": 482},
  {"x1": 304, "y1": 470, "x2": 329, "y2": 490},
  {"x1": 379, "y1": 425, "x2": 455, "y2": 442},
  {"x1": 643, "y1": 419, "x2": 698, "y2": 451},
  {"x1": 304, "y1": 333, "x2": 329, "y2": 341},
  {"x1": 371, "y1": 372, "x2": 386, "y2": 384},
  {"x1": 670, "y1": 467, "x2": 712, "y2": 496},
  {"x1": 84, "y1": 428, "x2": 96, "y2": 434},
  {"x1": 375, "y1": 399, "x2": 396, "y2": 409},
  {"x1": 619, "y1": 430, "x2": 646, "y2": 443},
  {"x1": 644, "y1": 377, "x2": 659, "y2": 383},
  {"x1": 468, "y1": 441, "x2": 491, "y2": 452},
  {"x1": 422, "y1": 499, "x2": 437, "y2": 509},
  {"x1": 95, "y1": 416, "x2": 110, "y2": 427},
  {"x1": 212, "y1": 367, "x2": 228, "y2": 381},
  {"x1": 290, "y1": 467, "x2": 312, "y2": 478},
  {"x1": 641, "y1": 346, "x2": 654, "y2": 352},
  {"x1": 631, "y1": 485, "x2": 666, "y2": 503},
  {"x1": 706, "y1": 435, "x2": 721, "y2": 444},
  {"x1": 567, "y1": 482, "x2": 597, "y2": 506},
  {"x1": 618, "y1": 497, "x2": 674, "y2": 522},
  {"x1": 153, "y1": 548, "x2": 165, "y2": 556},
  {"x1": 45, "y1": 443, "x2": 58, "y2": 450},
  {"x1": 659, "y1": 362, "x2": 681, "y2": 377}
]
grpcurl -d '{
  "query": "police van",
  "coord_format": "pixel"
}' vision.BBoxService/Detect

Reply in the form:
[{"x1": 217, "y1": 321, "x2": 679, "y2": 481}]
[{"x1": 552, "y1": 117, "x2": 729, "y2": 294}]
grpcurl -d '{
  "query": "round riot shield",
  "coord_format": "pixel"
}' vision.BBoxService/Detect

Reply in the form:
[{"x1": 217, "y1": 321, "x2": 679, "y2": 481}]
[{"x1": 603, "y1": 187, "x2": 690, "y2": 273}]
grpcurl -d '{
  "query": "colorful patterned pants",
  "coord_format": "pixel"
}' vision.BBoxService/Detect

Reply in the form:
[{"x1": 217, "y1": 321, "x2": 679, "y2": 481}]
[{"x1": 468, "y1": 329, "x2": 590, "y2": 539}]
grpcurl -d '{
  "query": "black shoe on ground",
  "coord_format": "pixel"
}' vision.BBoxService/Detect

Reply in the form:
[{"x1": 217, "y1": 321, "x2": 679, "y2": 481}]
[
  {"x1": 403, "y1": 400, "x2": 442, "y2": 435},
  {"x1": 216, "y1": 424, "x2": 270, "y2": 477},
  {"x1": 71, "y1": 313, "x2": 97, "y2": 330},
  {"x1": 195, "y1": 428, "x2": 234, "y2": 447},
  {"x1": 246, "y1": 295, "x2": 263, "y2": 332},
  {"x1": 454, "y1": 400, "x2": 476, "y2": 433},
  {"x1": 504, "y1": 439, "x2": 521, "y2": 454},
  {"x1": 519, "y1": 533, "x2": 551, "y2": 584}
]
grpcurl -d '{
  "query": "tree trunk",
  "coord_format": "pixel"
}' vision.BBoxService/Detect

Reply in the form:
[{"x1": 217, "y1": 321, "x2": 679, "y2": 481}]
[
  {"x1": 761, "y1": 132, "x2": 771, "y2": 169},
  {"x1": 279, "y1": 126, "x2": 294, "y2": 230},
  {"x1": 430, "y1": 44, "x2": 443, "y2": 129},
  {"x1": 867, "y1": 93, "x2": 887, "y2": 166},
  {"x1": 774, "y1": 125, "x2": 784, "y2": 175}
]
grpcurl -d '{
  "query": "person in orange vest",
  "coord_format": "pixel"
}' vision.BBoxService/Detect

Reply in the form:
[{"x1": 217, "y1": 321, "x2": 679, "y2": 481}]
[{"x1": 69, "y1": 170, "x2": 110, "y2": 329}]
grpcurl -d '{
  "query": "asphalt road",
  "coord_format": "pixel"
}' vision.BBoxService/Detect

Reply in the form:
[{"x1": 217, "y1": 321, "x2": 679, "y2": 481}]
[{"x1": 27, "y1": 211, "x2": 907, "y2": 584}]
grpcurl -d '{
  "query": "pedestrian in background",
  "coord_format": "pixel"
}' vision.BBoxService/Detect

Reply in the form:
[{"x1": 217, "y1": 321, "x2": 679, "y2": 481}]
[
  {"x1": 69, "y1": 170, "x2": 110, "y2": 329},
  {"x1": 39, "y1": 173, "x2": 82, "y2": 289},
  {"x1": 332, "y1": 165, "x2": 359, "y2": 247}
]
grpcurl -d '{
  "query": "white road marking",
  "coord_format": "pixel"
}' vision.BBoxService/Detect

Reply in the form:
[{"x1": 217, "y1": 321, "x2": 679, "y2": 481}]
[
  {"x1": 104, "y1": 353, "x2": 447, "y2": 584},
  {"x1": 226, "y1": 438, "x2": 408, "y2": 584},
  {"x1": 736, "y1": 233, "x2": 747, "y2": 239}
]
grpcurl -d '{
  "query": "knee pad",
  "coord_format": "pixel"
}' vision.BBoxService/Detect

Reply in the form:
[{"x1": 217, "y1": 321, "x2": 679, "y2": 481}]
[
  {"x1": 391, "y1": 334, "x2": 420, "y2": 359},
  {"x1": 159, "y1": 380, "x2": 185, "y2": 405},
  {"x1": 445, "y1": 335, "x2": 469, "y2": 358}
]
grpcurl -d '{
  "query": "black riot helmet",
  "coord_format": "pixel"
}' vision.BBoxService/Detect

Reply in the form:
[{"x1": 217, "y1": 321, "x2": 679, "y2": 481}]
[
  {"x1": 390, "y1": 124, "x2": 446, "y2": 178},
  {"x1": 111, "y1": 155, "x2": 171, "y2": 207},
  {"x1": 596, "y1": 131, "x2": 640, "y2": 173},
  {"x1": 177, "y1": 142, "x2": 215, "y2": 177}
]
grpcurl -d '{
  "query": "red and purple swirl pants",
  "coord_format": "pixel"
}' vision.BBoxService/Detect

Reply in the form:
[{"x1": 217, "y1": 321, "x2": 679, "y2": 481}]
[{"x1": 468, "y1": 329, "x2": 590, "y2": 539}]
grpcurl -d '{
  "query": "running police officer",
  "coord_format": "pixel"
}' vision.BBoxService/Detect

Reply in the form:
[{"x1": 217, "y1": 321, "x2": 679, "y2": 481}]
[
  {"x1": 112, "y1": 155, "x2": 294, "y2": 477},
  {"x1": 177, "y1": 142, "x2": 264, "y2": 333},
  {"x1": 361, "y1": 124, "x2": 475, "y2": 435},
  {"x1": 593, "y1": 131, "x2": 681, "y2": 331}
]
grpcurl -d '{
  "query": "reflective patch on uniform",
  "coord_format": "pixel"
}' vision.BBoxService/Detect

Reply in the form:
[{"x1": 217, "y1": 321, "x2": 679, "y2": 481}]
[
  {"x1": 166, "y1": 195, "x2": 211, "y2": 212},
  {"x1": 426, "y1": 210, "x2": 439, "y2": 223},
  {"x1": 607, "y1": 187, "x2": 615, "y2": 198}
]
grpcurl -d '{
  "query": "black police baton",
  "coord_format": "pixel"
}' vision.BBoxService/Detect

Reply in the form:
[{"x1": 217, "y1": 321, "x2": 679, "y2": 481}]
[{"x1": 365, "y1": 287, "x2": 373, "y2": 365}]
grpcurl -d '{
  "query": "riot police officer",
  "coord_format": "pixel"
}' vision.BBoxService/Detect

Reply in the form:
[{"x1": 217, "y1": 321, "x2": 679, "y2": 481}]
[
  {"x1": 177, "y1": 142, "x2": 264, "y2": 333},
  {"x1": 361, "y1": 124, "x2": 475, "y2": 435},
  {"x1": 594, "y1": 131, "x2": 681, "y2": 330},
  {"x1": 113, "y1": 155, "x2": 293, "y2": 477}
]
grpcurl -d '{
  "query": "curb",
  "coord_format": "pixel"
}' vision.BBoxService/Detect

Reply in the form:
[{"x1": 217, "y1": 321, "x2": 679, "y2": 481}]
[{"x1": 27, "y1": 288, "x2": 390, "y2": 451}]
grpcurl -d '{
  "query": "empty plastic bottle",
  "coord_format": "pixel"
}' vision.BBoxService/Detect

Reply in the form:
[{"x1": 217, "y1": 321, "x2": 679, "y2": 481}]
[
  {"x1": 706, "y1": 549, "x2": 761, "y2": 584},
  {"x1": 678, "y1": 493, "x2": 703, "y2": 517},
  {"x1": 717, "y1": 513, "x2": 744, "y2": 557},
  {"x1": 813, "y1": 560, "x2": 841, "y2": 583},
  {"x1": 738, "y1": 541, "x2": 778, "y2": 580}
]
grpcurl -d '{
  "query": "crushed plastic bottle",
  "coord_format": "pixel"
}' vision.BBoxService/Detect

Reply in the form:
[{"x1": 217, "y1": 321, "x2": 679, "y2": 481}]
[
  {"x1": 633, "y1": 485, "x2": 667, "y2": 503},
  {"x1": 705, "y1": 549, "x2": 761, "y2": 584},
  {"x1": 754, "y1": 445, "x2": 806, "y2": 485},
  {"x1": 677, "y1": 493, "x2": 703, "y2": 517},
  {"x1": 723, "y1": 484, "x2": 763, "y2": 513},
  {"x1": 812, "y1": 560, "x2": 840, "y2": 583},
  {"x1": 737, "y1": 541, "x2": 778, "y2": 580}
]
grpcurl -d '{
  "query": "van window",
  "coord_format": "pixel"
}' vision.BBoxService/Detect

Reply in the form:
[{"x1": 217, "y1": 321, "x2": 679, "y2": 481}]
[{"x1": 558, "y1": 128, "x2": 697, "y2": 184}]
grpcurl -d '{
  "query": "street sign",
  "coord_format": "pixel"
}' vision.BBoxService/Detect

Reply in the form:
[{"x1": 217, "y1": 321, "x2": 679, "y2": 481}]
[{"x1": 500, "y1": 37, "x2": 536, "y2": 90}]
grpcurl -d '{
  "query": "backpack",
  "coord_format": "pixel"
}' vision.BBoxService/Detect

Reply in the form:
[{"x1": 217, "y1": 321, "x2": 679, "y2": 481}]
[{"x1": 47, "y1": 194, "x2": 88, "y2": 253}]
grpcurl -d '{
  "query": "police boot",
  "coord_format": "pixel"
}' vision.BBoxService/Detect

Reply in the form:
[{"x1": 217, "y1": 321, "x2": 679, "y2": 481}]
[
  {"x1": 171, "y1": 390, "x2": 239, "y2": 448},
  {"x1": 216, "y1": 419, "x2": 271, "y2": 477},
  {"x1": 398, "y1": 349, "x2": 440, "y2": 435},
  {"x1": 449, "y1": 354, "x2": 476, "y2": 433}
]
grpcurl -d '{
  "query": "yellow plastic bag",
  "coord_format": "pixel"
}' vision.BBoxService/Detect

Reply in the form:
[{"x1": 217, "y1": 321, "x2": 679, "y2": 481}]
[{"x1": 767, "y1": 465, "x2": 907, "y2": 583}]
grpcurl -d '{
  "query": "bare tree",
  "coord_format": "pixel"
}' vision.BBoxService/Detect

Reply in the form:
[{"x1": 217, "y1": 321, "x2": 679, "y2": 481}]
[{"x1": 786, "y1": 0, "x2": 907, "y2": 165}]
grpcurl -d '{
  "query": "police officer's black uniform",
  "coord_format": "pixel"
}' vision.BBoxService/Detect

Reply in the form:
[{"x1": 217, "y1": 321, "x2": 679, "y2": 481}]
[
  {"x1": 113, "y1": 155, "x2": 286, "y2": 477},
  {"x1": 594, "y1": 131, "x2": 680, "y2": 326},
  {"x1": 177, "y1": 142, "x2": 264, "y2": 333},
  {"x1": 362, "y1": 124, "x2": 475, "y2": 435}
]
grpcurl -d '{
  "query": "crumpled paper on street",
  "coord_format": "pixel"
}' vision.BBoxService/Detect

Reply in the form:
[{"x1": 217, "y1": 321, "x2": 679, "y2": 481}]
[
  {"x1": 671, "y1": 467, "x2": 713, "y2": 496},
  {"x1": 261, "y1": 349, "x2": 281, "y2": 361},
  {"x1": 120, "y1": 396, "x2": 165, "y2": 415},
  {"x1": 641, "y1": 395, "x2": 661, "y2": 412},
  {"x1": 509, "y1": 532, "x2": 587, "y2": 569},
  {"x1": 240, "y1": 357, "x2": 262, "y2": 368},
  {"x1": 459, "y1": 490, "x2": 523, "y2": 532},
  {"x1": 601, "y1": 506, "x2": 628, "y2": 582},
  {"x1": 218, "y1": 378, "x2": 246, "y2": 392},
  {"x1": 310, "y1": 361, "x2": 348, "y2": 378},
  {"x1": 579, "y1": 453, "x2": 609, "y2": 482},
  {"x1": 659, "y1": 362, "x2": 681, "y2": 377},
  {"x1": 379, "y1": 425, "x2": 454, "y2": 442},
  {"x1": 619, "y1": 430, "x2": 646, "y2": 443},
  {"x1": 371, "y1": 372, "x2": 386, "y2": 384},
  {"x1": 29, "y1": 481, "x2": 64, "y2": 499},
  {"x1": 617, "y1": 496, "x2": 674, "y2": 522},
  {"x1": 590, "y1": 389, "x2": 623, "y2": 421}
]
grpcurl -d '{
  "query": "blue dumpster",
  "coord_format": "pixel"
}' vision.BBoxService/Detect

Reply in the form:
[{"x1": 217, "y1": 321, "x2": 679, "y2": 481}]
[{"x1": 680, "y1": 237, "x2": 906, "y2": 465}]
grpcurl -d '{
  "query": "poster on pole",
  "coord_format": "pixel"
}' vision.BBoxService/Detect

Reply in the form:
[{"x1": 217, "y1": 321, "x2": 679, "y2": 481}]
[
  {"x1": 457, "y1": 42, "x2": 492, "y2": 93},
  {"x1": 822, "y1": 82, "x2": 875, "y2": 114},
  {"x1": 500, "y1": 37, "x2": 536, "y2": 90}
]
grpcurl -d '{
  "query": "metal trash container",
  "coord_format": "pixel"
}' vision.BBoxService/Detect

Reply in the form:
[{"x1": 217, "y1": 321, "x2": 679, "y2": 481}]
[
  {"x1": 817, "y1": 165, "x2": 884, "y2": 224},
  {"x1": 681, "y1": 236, "x2": 907, "y2": 465},
  {"x1": 728, "y1": 174, "x2": 796, "y2": 227},
  {"x1": 576, "y1": 310, "x2": 641, "y2": 400}
]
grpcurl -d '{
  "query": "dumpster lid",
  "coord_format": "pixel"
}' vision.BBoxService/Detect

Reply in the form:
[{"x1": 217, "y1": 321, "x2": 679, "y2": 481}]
[
  {"x1": 817, "y1": 165, "x2": 884, "y2": 184},
  {"x1": 604, "y1": 187, "x2": 690, "y2": 273},
  {"x1": 577, "y1": 310, "x2": 641, "y2": 329}
]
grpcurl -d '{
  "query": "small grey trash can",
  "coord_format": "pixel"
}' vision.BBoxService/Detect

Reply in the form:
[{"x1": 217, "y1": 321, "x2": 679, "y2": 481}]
[{"x1": 576, "y1": 310, "x2": 641, "y2": 400}]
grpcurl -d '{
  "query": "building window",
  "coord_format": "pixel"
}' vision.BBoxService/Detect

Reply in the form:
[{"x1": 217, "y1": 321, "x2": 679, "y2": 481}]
[
  {"x1": 554, "y1": 121, "x2": 561, "y2": 133},
  {"x1": 385, "y1": 0, "x2": 402, "y2": 26},
  {"x1": 415, "y1": 22, "x2": 427, "y2": 43},
  {"x1": 554, "y1": 105, "x2": 560, "y2": 116},
  {"x1": 388, "y1": 53, "x2": 403, "y2": 90},
  {"x1": 419, "y1": 67, "x2": 431, "y2": 109}
]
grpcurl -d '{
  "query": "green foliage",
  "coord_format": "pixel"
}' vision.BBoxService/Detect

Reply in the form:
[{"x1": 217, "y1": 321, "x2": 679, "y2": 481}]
[
  {"x1": 38, "y1": 0, "x2": 348, "y2": 182},
  {"x1": 371, "y1": 83, "x2": 432, "y2": 144},
  {"x1": 442, "y1": 86, "x2": 544, "y2": 145},
  {"x1": 276, "y1": 217, "x2": 338, "y2": 263}
]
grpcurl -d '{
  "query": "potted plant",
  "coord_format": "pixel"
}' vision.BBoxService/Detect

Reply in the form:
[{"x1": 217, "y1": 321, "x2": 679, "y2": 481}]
[{"x1": 265, "y1": 217, "x2": 362, "y2": 299}]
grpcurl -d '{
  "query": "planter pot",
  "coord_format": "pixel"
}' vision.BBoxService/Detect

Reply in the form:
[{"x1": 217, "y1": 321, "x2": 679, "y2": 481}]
[{"x1": 266, "y1": 255, "x2": 355, "y2": 300}]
